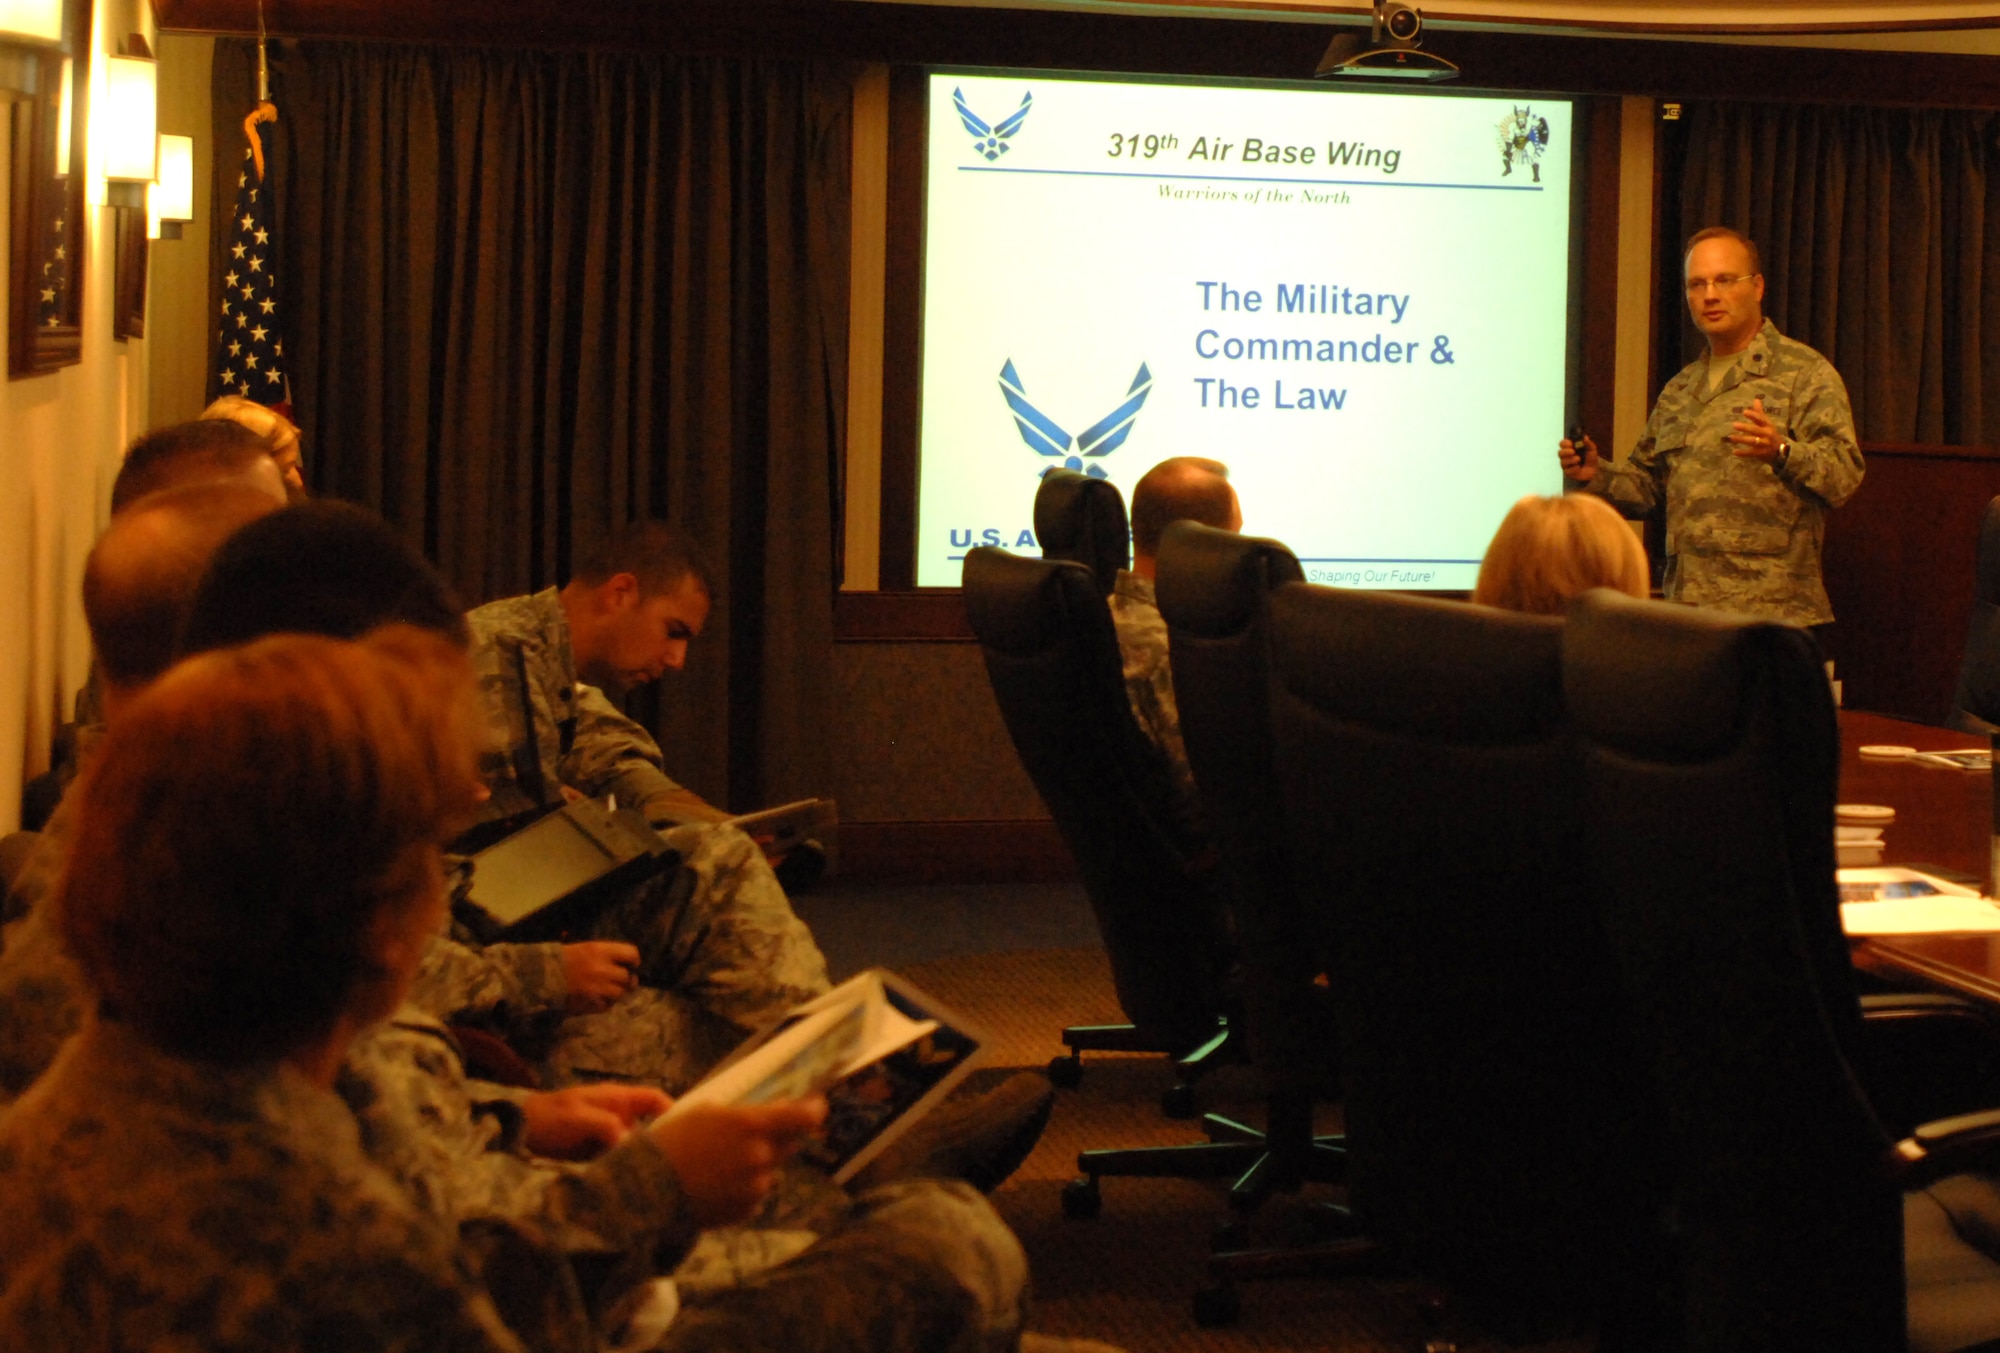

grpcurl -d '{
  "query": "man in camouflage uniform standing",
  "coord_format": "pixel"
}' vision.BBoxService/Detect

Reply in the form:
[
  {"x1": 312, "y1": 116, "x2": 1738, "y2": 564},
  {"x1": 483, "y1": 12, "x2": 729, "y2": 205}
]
[{"x1": 1560, "y1": 226, "x2": 1864, "y2": 629}]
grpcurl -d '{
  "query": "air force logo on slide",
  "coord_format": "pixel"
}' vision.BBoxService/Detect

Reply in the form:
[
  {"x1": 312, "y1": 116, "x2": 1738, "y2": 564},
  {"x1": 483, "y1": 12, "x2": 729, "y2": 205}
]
[
  {"x1": 954, "y1": 88, "x2": 1033, "y2": 161},
  {"x1": 998, "y1": 360, "x2": 1154, "y2": 480}
]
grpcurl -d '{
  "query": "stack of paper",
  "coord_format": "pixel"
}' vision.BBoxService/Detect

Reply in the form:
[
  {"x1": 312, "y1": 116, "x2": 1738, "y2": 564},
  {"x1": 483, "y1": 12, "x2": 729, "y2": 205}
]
[
  {"x1": 1838, "y1": 867, "x2": 2000, "y2": 936},
  {"x1": 1836, "y1": 826, "x2": 1884, "y2": 868}
]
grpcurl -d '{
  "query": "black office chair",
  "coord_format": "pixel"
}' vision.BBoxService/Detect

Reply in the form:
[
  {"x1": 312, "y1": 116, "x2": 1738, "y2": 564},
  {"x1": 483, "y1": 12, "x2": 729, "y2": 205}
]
[
  {"x1": 1567, "y1": 587, "x2": 2000, "y2": 1353},
  {"x1": 1033, "y1": 468, "x2": 1130, "y2": 594},
  {"x1": 1235, "y1": 582, "x2": 1667, "y2": 1338},
  {"x1": 1154, "y1": 523, "x2": 1346, "y2": 1227},
  {"x1": 963, "y1": 547, "x2": 1239, "y2": 1127},
  {"x1": 1949, "y1": 496, "x2": 2000, "y2": 733}
]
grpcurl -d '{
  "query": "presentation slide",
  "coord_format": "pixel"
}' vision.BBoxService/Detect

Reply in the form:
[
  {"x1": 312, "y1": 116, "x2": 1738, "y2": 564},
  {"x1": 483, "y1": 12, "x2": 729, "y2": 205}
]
[{"x1": 916, "y1": 71, "x2": 1574, "y2": 590}]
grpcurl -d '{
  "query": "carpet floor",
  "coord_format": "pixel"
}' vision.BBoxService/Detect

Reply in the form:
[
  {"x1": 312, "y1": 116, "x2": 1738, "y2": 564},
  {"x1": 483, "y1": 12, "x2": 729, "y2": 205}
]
[{"x1": 898, "y1": 946, "x2": 1593, "y2": 1353}]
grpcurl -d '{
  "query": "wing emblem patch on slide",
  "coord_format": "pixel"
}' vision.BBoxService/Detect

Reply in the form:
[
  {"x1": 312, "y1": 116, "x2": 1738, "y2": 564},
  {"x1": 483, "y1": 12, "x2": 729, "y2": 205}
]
[
  {"x1": 954, "y1": 88, "x2": 1033, "y2": 162},
  {"x1": 998, "y1": 360, "x2": 1154, "y2": 480}
]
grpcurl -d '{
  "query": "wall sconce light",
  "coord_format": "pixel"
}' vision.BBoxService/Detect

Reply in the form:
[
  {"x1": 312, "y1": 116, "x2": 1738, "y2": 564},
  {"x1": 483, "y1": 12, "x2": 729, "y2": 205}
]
[
  {"x1": 101, "y1": 41, "x2": 157, "y2": 209},
  {"x1": 0, "y1": 0, "x2": 62, "y2": 42},
  {"x1": 0, "y1": 0, "x2": 63, "y2": 97},
  {"x1": 150, "y1": 132, "x2": 192, "y2": 239}
]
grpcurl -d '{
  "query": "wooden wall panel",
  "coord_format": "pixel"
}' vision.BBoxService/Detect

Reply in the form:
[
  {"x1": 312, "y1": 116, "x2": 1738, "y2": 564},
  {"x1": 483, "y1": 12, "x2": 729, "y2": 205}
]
[{"x1": 1824, "y1": 445, "x2": 2000, "y2": 725}]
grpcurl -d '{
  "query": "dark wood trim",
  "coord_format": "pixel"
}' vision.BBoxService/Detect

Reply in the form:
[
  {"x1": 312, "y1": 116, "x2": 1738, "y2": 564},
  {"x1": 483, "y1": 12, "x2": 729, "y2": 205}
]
[
  {"x1": 835, "y1": 588, "x2": 973, "y2": 641},
  {"x1": 877, "y1": 64, "x2": 926, "y2": 591},
  {"x1": 838, "y1": 817, "x2": 1075, "y2": 884},
  {"x1": 1855, "y1": 937, "x2": 2000, "y2": 1010},
  {"x1": 158, "y1": 3, "x2": 2000, "y2": 110},
  {"x1": 8, "y1": 0, "x2": 90, "y2": 379},
  {"x1": 113, "y1": 210, "x2": 149, "y2": 342},
  {"x1": 1860, "y1": 441, "x2": 2000, "y2": 463},
  {"x1": 1577, "y1": 94, "x2": 1620, "y2": 448}
]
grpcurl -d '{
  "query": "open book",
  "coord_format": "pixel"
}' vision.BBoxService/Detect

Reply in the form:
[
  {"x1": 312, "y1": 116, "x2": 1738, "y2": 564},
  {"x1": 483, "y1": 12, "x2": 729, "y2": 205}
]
[{"x1": 663, "y1": 969, "x2": 985, "y2": 1184}]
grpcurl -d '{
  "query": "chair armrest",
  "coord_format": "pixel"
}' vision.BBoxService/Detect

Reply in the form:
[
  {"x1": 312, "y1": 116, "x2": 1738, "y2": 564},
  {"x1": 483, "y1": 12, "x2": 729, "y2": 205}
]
[
  {"x1": 1893, "y1": 1108, "x2": 2000, "y2": 1189},
  {"x1": 1863, "y1": 992, "x2": 2000, "y2": 1020},
  {"x1": 1861, "y1": 995, "x2": 2000, "y2": 1139}
]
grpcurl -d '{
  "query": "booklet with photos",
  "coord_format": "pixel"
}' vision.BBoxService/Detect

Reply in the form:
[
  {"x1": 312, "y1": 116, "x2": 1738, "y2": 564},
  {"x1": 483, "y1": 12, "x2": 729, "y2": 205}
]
[{"x1": 662, "y1": 968, "x2": 986, "y2": 1184}]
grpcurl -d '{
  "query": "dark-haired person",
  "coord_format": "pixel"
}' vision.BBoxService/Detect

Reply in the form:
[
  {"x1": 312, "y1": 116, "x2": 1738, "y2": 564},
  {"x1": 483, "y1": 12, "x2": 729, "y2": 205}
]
[
  {"x1": 469, "y1": 519, "x2": 723, "y2": 832},
  {"x1": 0, "y1": 482, "x2": 284, "y2": 1099},
  {"x1": 1109, "y1": 456, "x2": 1241, "y2": 854},
  {"x1": 1559, "y1": 226, "x2": 1863, "y2": 630},
  {"x1": 19, "y1": 418, "x2": 291, "y2": 818},
  {"x1": 109, "y1": 416, "x2": 289, "y2": 513},
  {"x1": 451, "y1": 521, "x2": 837, "y2": 1094}
]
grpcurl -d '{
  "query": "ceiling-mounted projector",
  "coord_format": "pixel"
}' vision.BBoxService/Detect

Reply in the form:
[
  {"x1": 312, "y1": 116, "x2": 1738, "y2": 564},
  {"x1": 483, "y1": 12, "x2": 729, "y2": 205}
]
[{"x1": 1314, "y1": 2, "x2": 1459, "y2": 82}]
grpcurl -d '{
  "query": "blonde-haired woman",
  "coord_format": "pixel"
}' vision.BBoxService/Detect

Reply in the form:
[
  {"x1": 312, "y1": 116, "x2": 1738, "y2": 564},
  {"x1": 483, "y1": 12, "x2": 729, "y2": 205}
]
[{"x1": 1473, "y1": 493, "x2": 1649, "y2": 615}]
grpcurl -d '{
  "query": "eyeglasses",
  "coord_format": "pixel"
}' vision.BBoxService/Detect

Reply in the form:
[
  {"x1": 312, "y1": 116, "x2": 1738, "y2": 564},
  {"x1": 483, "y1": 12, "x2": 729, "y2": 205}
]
[{"x1": 1685, "y1": 273, "x2": 1756, "y2": 295}]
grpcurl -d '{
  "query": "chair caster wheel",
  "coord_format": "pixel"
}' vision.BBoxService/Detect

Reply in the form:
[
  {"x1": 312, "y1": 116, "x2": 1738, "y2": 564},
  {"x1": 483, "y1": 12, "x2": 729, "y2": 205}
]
[
  {"x1": 1047, "y1": 1055, "x2": 1083, "y2": 1089},
  {"x1": 1160, "y1": 1082, "x2": 1198, "y2": 1120},
  {"x1": 1211, "y1": 1218, "x2": 1249, "y2": 1252},
  {"x1": 1193, "y1": 1283, "x2": 1241, "y2": 1327},
  {"x1": 1061, "y1": 1176, "x2": 1102, "y2": 1219}
]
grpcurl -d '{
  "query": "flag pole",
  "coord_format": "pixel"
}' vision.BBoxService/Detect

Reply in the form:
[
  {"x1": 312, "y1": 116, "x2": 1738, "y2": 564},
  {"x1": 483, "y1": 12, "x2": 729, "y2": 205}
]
[{"x1": 245, "y1": 0, "x2": 276, "y2": 182}]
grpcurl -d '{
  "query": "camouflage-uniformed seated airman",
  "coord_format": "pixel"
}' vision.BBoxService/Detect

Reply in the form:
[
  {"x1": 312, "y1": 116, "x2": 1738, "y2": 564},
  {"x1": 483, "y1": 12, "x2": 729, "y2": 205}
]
[
  {"x1": 1107, "y1": 457, "x2": 1242, "y2": 860},
  {"x1": 405, "y1": 520, "x2": 835, "y2": 1094},
  {"x1": 1560, "y1": 225, "x2": 1864, "y2": 629}
]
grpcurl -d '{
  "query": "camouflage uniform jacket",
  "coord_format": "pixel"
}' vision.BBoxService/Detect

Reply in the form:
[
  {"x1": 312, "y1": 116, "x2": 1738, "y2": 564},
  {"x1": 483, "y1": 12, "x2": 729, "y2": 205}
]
[
  {"x1": 467, "y1": 588, "x2": 686, "y2": 828},
  {"x1": 1589, "y1": 318, "x2": 1864, "y2": 626},
  {"x1": 414, "y1": 928, "x2": 572, "y2": 1032},
  {"x1": 340, "y1": 1010, "x2": 702, "y2": 1338},
  {"x1": 0, "y1": 1015, "x2": 526, "y2": 1352},
  {"x1": 1109, "y1": 570, "x2": 1212, "y2": 854},
  {"x1": 0, "y1": 794, "x2": 84, "y2": 1107}
]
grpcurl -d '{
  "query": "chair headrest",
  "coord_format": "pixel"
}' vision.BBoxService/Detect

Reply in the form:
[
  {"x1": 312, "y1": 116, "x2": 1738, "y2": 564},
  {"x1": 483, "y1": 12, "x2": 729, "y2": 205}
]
[
  {"x1": 962, "y1": 546, "x2": 1105, "y2": 657},
  {"x1": 1271, "y1": 585, "x2": 1565, "y2": 744},
  {"x1": 1562, "y1": 589, "x2": 1762, "y2": 763},
  {"x1": 1034, "y1": 470, "x2": 1130, "y2": 593},
  {"x1": 1155, "y1": 523, "x2": 1304, "y2": 639}
]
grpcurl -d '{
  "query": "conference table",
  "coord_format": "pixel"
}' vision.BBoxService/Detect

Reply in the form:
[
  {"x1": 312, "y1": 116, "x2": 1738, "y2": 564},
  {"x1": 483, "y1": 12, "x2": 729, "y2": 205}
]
[{"x1": 1842, "y1": 709, "x2": 2000, "y2": 1004}]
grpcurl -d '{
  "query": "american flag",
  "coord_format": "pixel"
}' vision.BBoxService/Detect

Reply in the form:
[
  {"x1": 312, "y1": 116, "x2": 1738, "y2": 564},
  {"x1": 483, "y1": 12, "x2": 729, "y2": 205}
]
[
  {"x1": 36, "y1": 208, "x2": 69, "y2": 328},
  {"x1": 212, "y1": 125, "x2": 289, "y2": 409}
]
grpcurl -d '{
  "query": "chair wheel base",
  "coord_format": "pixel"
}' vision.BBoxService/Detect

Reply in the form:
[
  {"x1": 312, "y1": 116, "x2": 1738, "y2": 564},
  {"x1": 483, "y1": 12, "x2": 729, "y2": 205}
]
[
  {"x1": 1061, "y1": 1176, "x2": 1102, "y2": 1219},
  {"x1": 1047, "y1": 1054, "x2": 1083, "y2": 1089},
  {"x1": 1161, "y1": 1082, "x2": 1198, "y2": 1120},
  {"x1": 1193, "y1": 1283, "x2": 1241, "y2": 1327}
]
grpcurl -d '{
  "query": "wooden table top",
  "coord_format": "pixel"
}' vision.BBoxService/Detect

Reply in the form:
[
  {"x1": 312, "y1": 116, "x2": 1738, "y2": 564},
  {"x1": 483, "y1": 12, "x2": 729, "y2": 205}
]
[{"x1": 1840, "y1": 710, "x2": 2000, "y2": 1005}]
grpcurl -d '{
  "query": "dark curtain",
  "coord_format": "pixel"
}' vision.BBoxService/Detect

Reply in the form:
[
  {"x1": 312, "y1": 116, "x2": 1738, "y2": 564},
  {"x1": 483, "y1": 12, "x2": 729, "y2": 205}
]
[
  {"x1": 1675, "y1": 102, "x2": 2000, "y2": 447},
  {"x1": 211, "y1": 39, "x2": 853, "y2": 810}
]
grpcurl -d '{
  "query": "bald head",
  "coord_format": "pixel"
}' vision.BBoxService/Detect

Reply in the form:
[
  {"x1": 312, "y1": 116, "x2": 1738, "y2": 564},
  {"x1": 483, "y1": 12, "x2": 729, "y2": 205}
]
[
  {"x1": 1129, "y1": 457, "x2": 1241, "y2": 574},
  {"x1": 111, "y1": 420, "x2": 288, "y2": 515},
  {"x1": 83, "y1": 482, "x2": 286, "y2": 700}
]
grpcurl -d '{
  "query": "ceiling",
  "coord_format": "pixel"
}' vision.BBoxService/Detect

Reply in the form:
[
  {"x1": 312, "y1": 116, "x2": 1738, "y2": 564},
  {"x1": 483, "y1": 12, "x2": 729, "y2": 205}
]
[{"x1": 155, "y1": 0, "x2": 2000, "y2": 50}]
